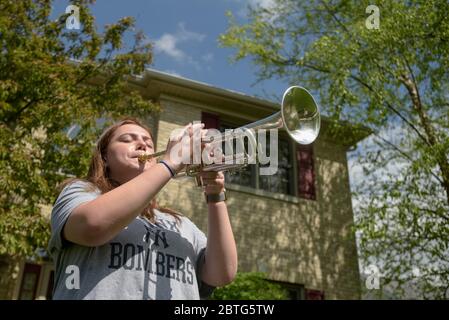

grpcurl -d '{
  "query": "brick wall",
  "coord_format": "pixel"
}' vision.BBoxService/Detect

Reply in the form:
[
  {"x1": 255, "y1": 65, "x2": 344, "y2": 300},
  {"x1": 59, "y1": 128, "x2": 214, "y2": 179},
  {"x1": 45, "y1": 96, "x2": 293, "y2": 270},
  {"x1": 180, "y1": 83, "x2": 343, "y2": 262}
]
[{"x1": 153, "y1": 97, "x2": 361, "y2": 300}]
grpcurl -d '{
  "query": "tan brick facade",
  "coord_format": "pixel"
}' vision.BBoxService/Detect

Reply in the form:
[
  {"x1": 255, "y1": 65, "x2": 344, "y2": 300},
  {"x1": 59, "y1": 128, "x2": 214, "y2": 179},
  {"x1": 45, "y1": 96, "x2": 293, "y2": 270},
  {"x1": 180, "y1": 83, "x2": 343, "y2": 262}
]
[{"x1": 152, "y1": 89, "x2": 363, "y2": 299}]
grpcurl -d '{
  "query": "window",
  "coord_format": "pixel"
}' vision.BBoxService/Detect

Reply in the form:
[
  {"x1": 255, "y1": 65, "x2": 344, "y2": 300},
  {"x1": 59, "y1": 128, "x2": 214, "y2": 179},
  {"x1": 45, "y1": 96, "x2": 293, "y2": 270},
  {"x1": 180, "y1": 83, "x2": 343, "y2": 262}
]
[
  {"x1": 218, "y1": 122, "x2": 256, "y2": 189},
  {"x1": 217, "y1": 121, "x2": 294, "y2": 195},
  {"x1": 305, "y1": 288, "x2": 325, "y2": 300},
  {"x1": 259, "y1": 137, "x2": 294, "y2": 195},
  {"x1": 297, "y1": 144, "x2": 316, "y2": 200},
  {"x1": 18, "y1": 263, "x2": 41, "y2": 300},
  {"x1": 201, "y1": 112, "x2": 315, "y2": 199}
]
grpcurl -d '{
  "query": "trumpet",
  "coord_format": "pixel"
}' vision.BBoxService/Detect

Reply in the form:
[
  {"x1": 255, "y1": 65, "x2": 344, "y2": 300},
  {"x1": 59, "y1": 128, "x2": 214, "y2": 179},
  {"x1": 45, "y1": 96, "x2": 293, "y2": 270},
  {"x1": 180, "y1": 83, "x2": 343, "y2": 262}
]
[{"x1": 138, "y1": 86, "x2": 320, "y2": 180}]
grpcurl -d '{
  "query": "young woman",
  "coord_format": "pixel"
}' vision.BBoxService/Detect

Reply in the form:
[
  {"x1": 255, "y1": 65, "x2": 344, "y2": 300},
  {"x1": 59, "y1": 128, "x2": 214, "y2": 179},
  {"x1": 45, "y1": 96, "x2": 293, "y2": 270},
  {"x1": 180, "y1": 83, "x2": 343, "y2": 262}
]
[{"x1": 48, "y1": 118, "x2": 237, "y2": 299}]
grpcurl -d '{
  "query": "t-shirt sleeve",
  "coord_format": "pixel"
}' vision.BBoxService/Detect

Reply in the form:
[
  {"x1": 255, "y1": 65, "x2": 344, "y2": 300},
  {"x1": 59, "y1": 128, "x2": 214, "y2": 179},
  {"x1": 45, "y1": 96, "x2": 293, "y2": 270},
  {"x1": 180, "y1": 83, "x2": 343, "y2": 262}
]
[
  {"x1": 47, "y1": 181, "x2": 100, "y2": 255},
  {"x1": 196, "y1": 247, "x2": 216, "y2": 299},
  {"x1": 184, "y1": 218, "x2": 216, "y2": 299},
  {"x1": 189, "y1": 220, "x2": 207, "y2": 256}
]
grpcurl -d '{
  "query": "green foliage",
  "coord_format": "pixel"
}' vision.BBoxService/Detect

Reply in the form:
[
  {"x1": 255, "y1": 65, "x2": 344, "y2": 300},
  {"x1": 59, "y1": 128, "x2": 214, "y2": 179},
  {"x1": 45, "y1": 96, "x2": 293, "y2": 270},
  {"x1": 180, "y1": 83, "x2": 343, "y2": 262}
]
[
  {"x1": 0, "y1": 0, "x2": 157, "y2": 258},
  {"x1": 220, "y1": 0, "x2": 449, "y2": 299},
  {"x1": 210, "y1": 272, "x2": 289, "y2": 300}
]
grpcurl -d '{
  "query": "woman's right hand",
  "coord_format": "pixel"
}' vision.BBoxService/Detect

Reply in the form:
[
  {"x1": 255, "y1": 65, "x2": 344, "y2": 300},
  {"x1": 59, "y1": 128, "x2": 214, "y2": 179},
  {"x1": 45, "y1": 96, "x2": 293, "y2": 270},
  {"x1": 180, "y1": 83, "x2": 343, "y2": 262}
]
[{"x1": 162, "y1": 122, "x2": 205, "y2": 174}]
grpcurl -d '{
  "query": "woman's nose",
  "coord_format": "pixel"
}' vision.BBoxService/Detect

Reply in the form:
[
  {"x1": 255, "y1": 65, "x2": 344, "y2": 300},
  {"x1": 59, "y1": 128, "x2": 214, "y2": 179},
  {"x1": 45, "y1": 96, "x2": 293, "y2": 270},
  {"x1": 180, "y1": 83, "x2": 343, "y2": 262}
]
[{"x1": 135, "y1": 140, "x2": 147, "y2": 151}]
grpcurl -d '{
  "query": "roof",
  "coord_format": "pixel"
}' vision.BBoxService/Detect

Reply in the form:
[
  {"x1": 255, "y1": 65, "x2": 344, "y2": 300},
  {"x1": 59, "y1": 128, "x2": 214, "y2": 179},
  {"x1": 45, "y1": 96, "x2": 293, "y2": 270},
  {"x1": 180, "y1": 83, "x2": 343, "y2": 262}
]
[{"x1": 129, "y1": 68, "x2": 372, "y2": 149}]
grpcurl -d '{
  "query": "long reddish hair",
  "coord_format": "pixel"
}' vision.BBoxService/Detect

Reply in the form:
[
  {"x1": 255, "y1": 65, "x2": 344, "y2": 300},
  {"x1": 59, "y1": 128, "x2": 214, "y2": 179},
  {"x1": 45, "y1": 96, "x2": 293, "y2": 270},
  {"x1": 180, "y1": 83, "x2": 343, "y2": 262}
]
[{"x1": 60, "y1": 118, "x2": 181, "y2": 223}]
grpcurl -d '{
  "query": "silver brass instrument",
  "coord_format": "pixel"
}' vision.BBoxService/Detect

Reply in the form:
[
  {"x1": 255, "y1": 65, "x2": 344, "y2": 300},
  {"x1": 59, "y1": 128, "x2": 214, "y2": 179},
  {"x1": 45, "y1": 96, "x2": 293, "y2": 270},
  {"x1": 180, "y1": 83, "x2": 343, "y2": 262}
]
[{"x1": 138, "y1": 86, "x2": 320, "y2": 181}]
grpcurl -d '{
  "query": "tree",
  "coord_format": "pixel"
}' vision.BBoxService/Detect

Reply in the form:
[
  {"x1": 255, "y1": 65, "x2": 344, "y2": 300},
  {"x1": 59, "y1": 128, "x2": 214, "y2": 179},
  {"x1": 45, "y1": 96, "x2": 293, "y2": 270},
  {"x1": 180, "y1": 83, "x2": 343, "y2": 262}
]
[
  {"x1": 0, "y1": 0, "x2": 156, "y2": 259},
  {"x1": 220, "y1": 0, "x2": 449, "y2": 299},
  {"x1": 210, "y1": 272, "x2": 289, "y2": 300}
]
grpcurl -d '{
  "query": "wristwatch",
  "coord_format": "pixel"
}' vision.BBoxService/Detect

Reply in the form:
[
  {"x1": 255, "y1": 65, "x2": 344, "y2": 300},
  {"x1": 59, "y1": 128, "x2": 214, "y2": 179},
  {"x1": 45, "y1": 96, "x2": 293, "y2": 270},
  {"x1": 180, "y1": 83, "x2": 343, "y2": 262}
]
[{"x1": 205, "y1": 190, "x2": 227, "y2": 203}]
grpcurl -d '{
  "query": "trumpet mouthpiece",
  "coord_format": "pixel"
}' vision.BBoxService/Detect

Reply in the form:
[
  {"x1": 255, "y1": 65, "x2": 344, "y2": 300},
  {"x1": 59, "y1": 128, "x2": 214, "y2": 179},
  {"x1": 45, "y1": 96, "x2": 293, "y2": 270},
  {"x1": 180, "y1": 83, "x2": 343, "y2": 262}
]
[{"x1": 137, "y1": 153, "x2": 152, "y2": 163}]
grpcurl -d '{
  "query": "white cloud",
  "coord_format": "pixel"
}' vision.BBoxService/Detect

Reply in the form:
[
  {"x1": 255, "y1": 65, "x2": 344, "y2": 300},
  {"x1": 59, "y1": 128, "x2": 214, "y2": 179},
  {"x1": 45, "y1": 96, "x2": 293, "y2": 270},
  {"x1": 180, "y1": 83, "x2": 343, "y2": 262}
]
[
  {"x1": 234, "y1": 0, "x2": 277, "y2": 18},
  {"x1": 249, "y1": 0, "x2": 276, "y2": 8},
  {"x1": 176, "y1": 23, "x2": 206, "y2": 42},
  {"x1": 231, "y1": 0, "x2": 276, "y2": 8},
  {"x1": 154, "y1": 34, "x2": 185, "y2": 60},
  {"x1": 154, "y1": 23, "x2": 205, "y2": 63},
  {"x1": 201, "y1": 53, "x2": 214, "y2": 62}
]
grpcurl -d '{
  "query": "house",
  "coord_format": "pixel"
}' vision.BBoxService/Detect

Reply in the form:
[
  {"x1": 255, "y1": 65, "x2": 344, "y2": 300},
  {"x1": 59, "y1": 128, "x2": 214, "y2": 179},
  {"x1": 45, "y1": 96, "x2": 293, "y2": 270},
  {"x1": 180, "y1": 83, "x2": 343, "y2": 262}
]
[{"x1": 1, "y1": 69, "x2": 369, "y2": 299}]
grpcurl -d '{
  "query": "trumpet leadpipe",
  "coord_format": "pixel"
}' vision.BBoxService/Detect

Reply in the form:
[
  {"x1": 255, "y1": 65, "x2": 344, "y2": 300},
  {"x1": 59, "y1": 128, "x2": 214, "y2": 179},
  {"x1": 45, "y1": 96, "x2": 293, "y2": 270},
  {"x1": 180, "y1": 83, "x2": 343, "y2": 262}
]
[{"x1": 137, "y1": 150, "x2": 166, "y2": 163}]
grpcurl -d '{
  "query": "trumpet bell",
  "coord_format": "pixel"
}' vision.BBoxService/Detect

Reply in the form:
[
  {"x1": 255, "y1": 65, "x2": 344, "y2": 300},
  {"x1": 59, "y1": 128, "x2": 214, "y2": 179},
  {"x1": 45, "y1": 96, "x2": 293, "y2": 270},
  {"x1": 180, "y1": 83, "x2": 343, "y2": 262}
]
[{"x1": 282, "y1": 86, "x2": 320, "y2": 145}]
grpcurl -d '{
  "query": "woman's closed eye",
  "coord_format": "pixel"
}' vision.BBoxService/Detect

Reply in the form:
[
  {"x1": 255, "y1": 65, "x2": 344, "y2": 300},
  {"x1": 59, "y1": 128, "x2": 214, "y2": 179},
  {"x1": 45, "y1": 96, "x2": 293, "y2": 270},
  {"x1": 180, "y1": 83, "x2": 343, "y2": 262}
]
[
  {"x1": 118, "y1": 133, "x2": 153, "y2": 149},
  {"x1": 119, "y1": 134, "x2": 133, "y2": 143}
]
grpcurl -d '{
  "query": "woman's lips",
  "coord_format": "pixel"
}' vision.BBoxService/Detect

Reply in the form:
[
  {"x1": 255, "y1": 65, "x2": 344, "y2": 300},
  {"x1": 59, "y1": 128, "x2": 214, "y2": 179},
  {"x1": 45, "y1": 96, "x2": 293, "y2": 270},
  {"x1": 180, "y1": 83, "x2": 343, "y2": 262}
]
[
  {"x1": 130, "y1": 152, "x2": 155, "y2": 165},
  {"x1": 131, "y1": 151, "x2": 149, "y2": 158}
]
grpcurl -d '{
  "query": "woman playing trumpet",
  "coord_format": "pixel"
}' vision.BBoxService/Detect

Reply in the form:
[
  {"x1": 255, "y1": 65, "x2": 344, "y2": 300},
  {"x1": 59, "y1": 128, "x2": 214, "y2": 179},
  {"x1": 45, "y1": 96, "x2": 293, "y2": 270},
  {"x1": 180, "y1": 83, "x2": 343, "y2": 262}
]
[{"x1": 48, "y1": 118, "x2": 237, "y2": 299}]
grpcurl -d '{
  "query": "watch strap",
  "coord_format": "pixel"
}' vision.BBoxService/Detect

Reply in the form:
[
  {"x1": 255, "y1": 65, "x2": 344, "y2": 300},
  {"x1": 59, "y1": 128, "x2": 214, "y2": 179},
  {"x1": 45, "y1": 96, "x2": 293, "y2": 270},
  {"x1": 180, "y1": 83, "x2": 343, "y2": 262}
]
[{"x1": 205, "y1": 190, "x2": 227, "y2": 203}]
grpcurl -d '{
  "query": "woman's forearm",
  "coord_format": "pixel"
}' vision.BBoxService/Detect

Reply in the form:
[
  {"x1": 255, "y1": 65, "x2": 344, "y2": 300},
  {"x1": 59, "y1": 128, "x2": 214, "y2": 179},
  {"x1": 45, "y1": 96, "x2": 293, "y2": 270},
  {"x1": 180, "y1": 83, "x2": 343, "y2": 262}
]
[
  {"x1": 201, "y1": 202, "x2": 238, "y2": 287},
  {"x1": 64, "y1": 163, "x2": 172, "y2": 246}
]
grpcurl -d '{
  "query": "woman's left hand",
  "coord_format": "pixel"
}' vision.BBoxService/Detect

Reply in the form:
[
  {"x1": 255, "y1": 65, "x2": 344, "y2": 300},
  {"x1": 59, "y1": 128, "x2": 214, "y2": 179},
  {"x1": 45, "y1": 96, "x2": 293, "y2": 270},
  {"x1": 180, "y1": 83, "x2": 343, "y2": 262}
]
[{"x1": 199, "y1": 171, "x2": 225, "y2": 195}]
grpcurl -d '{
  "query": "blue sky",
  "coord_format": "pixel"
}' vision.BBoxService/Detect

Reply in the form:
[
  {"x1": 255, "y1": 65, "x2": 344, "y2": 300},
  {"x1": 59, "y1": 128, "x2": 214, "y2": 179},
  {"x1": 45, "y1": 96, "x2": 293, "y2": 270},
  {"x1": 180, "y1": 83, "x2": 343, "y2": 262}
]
[{"x1": 52, "y1": 0, "x2": 288, "y2": 102}]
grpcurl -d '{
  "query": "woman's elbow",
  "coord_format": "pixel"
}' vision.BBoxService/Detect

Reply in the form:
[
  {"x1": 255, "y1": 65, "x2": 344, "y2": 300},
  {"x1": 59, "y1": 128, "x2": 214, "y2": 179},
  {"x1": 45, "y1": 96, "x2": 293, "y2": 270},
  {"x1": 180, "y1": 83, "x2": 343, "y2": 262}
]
[
  {"x1": 205, "y1": 266, "x2": 238, "y2": 287},
  {"x1": 219, "y1": 258, "x2": 238, "y2": 286},
  {"x1": 64, "y1": 216, "x2": 111, "y2": 247},
  {"x1": 216, "y1": 272, "x2": 237, "y2": 287},
  {"x1": 82, "y1": 223, "x2": 111, "y2": 247},
  {"x1": 221, "y1": 271, "x2": 237, "y2": 286}
]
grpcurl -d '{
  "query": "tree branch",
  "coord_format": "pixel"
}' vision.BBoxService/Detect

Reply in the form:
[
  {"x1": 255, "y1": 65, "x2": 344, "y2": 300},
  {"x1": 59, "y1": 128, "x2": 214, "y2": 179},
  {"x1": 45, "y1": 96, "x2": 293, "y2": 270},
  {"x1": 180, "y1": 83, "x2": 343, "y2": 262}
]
[
  {"x1": 317, "y1": 0, "x2": 431, "y2": 146},
  {"x1": 4, "y1": 54, "x2": 112, "y2": 126},
  {"x1": 400, "y1": 55, "x2": 449, "y2": 205},
  {"x1": 349, "y1": 73, "x2": 430, "y2": 146},
  {"x1": 372, "y1": 133, "x2": 444, "y2": 185},
  {"x1": 415, "y1": 206, "x2": 449, "y2": 223},
  {"x1": 296, "y1": 60, "x2": 430, "y2": 146}
]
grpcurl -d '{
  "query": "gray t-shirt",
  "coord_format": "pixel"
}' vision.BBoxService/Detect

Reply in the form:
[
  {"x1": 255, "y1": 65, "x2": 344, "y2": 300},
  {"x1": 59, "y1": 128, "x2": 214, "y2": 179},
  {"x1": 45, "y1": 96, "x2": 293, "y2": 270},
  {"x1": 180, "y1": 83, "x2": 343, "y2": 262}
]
[{"x1": 48, "y1": 181, "x2": 213, "y2": 300}]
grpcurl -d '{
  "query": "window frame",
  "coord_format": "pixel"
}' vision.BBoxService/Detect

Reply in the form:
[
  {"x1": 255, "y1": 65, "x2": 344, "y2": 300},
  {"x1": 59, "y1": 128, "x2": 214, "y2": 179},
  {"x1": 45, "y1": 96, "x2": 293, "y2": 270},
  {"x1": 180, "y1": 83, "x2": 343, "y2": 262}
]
[
  {"x1": 219, "y1": 119, "x2": 298, "y2": 197},
  {"x1": 18, "y1": 263, "x2": 41, "y2": 300},
  {"x1": 202, "y1": 113, "x2": 317, "y2": 201}
]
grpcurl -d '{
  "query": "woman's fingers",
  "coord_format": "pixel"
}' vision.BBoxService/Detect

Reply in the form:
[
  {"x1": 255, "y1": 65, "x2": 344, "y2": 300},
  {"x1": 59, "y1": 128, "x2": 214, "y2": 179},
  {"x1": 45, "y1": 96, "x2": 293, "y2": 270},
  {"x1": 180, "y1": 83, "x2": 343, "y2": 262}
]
[
  {"x1": 200, "y1": 171, "x2": 224, "y2": 180},
  {"x1": 204, "y1": 184, "x2": 223, "y2": 195},
  {"x1": 200, "y1": 171, "x2": 225, "y2": 195},
  {"x1": 186, "y1": 122, "x2": 204, "y2": 137},
  {"x1": 201, "y1": 178, "x2": 224, "y2": 187}
]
